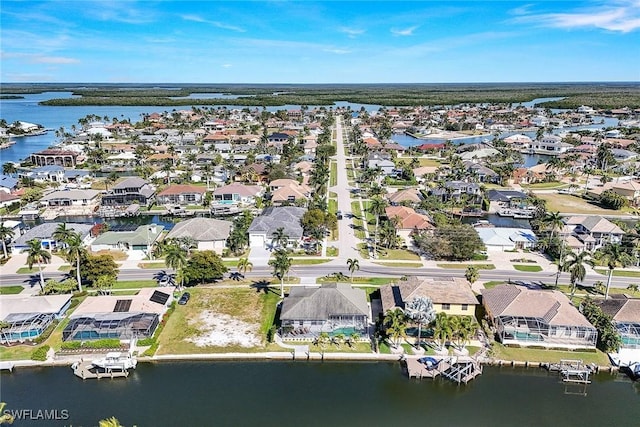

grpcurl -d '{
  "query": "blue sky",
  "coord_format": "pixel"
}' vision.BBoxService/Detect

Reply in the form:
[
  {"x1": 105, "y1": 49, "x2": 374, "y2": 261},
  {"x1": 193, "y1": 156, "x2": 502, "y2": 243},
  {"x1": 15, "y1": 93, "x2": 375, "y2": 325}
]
[{"x1": 1, "y1": 1, "x2": 639, "y2": 83}]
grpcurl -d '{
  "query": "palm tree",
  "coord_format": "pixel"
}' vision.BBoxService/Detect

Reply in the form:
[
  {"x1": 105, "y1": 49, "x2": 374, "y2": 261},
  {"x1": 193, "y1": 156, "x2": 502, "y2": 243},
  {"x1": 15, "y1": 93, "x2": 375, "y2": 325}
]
[
  {"x1": 464, "y1": 265, "x2": 479, "y2": 284},
  {"x1": 269, "y1": 248, "x2": 292, "y2": 298},
  {"x1": 543, "y1": 211, "x2": 564, "y2": 240},
  {"x1": 164, "y1": 244, "x2": 188, "y2": 289},
  {"x1": 404, "y1": 297, "x2": 436, "y2": 348},
  {"x1": 432, "y1": 312, "x2": 452, "y2": 352},
  {"x1": 105, "y1": 171, "x2": 119, "y2": 191},
  {"x1": 61, "y1": 232, "x2": 86, "y2": 292},
  {"x1": 25, "y1": 239, "x2": 51, "y2": 291},
  {"x1": 2, "y1": 162, "x2": 17, "y2": 177},
  {"x1": 597, "y1": 243, "x2": 634, "y2": 299},
  {"x1": 237, "y1": 257, "x2": 253, "y2": 277},
  {"x1": 562, "y1": 251, "x2": 594, "y2": 298},
  {"x1": 0, "y1": 223, "x2": 12, "y2": 258},
  {"x1": 368, "y1": 196, "x2": 387, "y2": 259},
  {"x1": 346, "y1": 258, "x2": 359, "y2": 282},
  {"x1": 52, "y1": 223, "x2": 74, "y2": 247},
  {"x1": 271, "y1": 227, "x2": 289, "y2": 250},
  {"x1": 450, "y1": 316, "x2": 476, "y2": 352},
  {"x1": 384, "y1": 308, "x2": 407, "y2": 349}
]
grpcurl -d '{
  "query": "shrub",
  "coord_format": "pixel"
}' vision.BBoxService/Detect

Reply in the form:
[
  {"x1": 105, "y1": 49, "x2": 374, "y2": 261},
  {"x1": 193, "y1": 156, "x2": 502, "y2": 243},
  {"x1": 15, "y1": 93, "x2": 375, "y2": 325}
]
[
  {"x1": 60, "y1": 341, "x2": 82, "y2": 350},
  {"x1": 34, "y1": 319, "x2": 59, "y2": 344},
  {"x1": 137, "y1": 338, "x2": 155, "y2": 347},
  {"x1": 31, "y1": 345, "x2": 50, "y2": 361},
  {"x1": 82, "y1": 338, "x2": 121, "y2": 349}
]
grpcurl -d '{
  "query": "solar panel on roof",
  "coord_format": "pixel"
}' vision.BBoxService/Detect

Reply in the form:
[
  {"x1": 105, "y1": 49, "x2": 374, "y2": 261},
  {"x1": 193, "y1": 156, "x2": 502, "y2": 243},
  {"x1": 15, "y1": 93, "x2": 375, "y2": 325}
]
[
  {"x1": 149, "y1": 290, "x2": 170, "y2": 305},
  {"x1": 109, "y1": 224, "x2": 139, "y2": 232},
  {"x1": 113, "y1": 299, "x2": 132, "y2": 312}
]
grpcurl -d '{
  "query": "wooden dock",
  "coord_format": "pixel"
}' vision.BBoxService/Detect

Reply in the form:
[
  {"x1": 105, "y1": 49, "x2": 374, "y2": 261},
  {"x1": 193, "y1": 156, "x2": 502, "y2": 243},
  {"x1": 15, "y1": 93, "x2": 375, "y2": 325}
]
[
  {"x1": 406, "y1": 357, "x2": 451, "y2": 379},
  {"x1": 72, "y1": 361, "x2": 129, "y2": 380},
  {"x1": 406, "y1": 356, "x2": 483, "y2": 384},
  {"x1": 544, "y1": 359, "x2": 594, "y2": 384}
]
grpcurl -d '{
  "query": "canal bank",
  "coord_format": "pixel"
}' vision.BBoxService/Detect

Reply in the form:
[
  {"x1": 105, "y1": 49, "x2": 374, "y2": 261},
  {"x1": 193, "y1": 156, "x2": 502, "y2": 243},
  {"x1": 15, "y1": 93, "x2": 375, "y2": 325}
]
[{"x1": 2, "y1": 360, "x2": 639, "y2": 427}]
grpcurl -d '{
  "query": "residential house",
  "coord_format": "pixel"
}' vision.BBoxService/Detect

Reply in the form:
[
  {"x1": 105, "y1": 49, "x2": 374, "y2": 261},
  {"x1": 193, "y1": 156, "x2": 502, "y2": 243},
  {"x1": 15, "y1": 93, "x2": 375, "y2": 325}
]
[
  {"x1": 482, "y1": 284, "x2": 597, "y2": 350},
  {"x1": 595, "y1": 295, "x2": 640, "y2": 351},
  {"x1": 269, "y1": 179, "x2": 311, "y2": 205},
  {"x1": 0, "y1": 191, "x2": 20, "y2": 209},
  {"x1": 0, "y1": 174, "x2": 18, "y2": 193},
  {"x1": 384, "y1": 206, "x2": 433, "y2": 243},
  {"x1": 0, "y1": 294, "x2": 72, "y2": 343},
  {"x1": 463, "y1": 161, "x2": 499, "y2": 183},
  {"x1": 40, "y1": 189, "x2": 101, "y2": 207},
  {"x1": 212, "y1": 183, "x2": 263, "y2": 206},
  {"x1": 475, "y1": 226, "x2": 537, "y2": 251},
  {"x1": 248, "y1": 206, "x2": 306, "y2": 248},
  {"x1": 430, "y1": 181, "x2": 483, "y2": 204},
  {"x1": 101, "y1": 177, "x2": 156, "y2": 207},
  {"x1": 487, "y1": 189, "x2": 529, "y2": 212},
  {"x1": 279, "y1": 283, "x2": 370, "y2": 339},
  {"x1": 90, "y1": 224, "x2": 163, "y2": 258},
  {"x1": 11, "y1": 222, "x2": 93, "y2": 254},
  {"x1": 63, "y1": 288, "x2": 173, "y2": 341},
  {"x1": 20, "y1": 165, "x2": 66, "y2": 183},
  {"x1": 386, "y1": 188, "x2": 423, "y2": 205},
  {"x1": 529, "y1": 135, "x2": 571, "y2": 155},
  {"x1": 157, "y1": 184, "x2": 207, "y2": 206},
  {"x1": 30, "y1": 149, "x2": 80, "y2": 167},
  {"x1": 165, "y1": 217, "x2": 232, "y2": 253},
  {"x1": 563, "y1": 215, "x2": 625, "y2": 252},
  {"x1": 380, "y1": 276, "x2": 478, "y2": 317},
  {"x1": 366, "y1": 152, "x2": 395, "y2": 176}
]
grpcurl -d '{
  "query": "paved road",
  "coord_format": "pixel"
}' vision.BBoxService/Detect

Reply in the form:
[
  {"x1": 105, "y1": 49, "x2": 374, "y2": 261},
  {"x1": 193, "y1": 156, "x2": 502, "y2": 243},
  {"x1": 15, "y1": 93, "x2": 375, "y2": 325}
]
[
  {"x1": 1, "y1": 264, "x2": 634, "y2": 289},
  {"x1": 330, "y1": 116, "x2": 361, "y2": 262}
]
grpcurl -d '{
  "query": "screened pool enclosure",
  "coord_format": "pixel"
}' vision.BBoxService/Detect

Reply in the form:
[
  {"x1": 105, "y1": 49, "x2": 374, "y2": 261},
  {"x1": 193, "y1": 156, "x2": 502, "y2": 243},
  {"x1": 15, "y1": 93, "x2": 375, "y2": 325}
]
[
  {"x1": 494, "y1": 314, "x2": 597, "y2": 349},
  {"x1": 63, "y1": 312, "x2": 160, "y2": 341}
]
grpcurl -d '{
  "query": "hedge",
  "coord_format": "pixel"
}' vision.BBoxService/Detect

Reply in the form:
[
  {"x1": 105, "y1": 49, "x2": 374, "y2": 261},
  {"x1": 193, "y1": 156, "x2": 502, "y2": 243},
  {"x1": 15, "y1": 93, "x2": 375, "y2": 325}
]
[
  {"x1": 31, "y1": 345, "x2": 50, "y2": 361},
  {"x1": 34, "y1": 319, "x2": 59, "y2": 344}
]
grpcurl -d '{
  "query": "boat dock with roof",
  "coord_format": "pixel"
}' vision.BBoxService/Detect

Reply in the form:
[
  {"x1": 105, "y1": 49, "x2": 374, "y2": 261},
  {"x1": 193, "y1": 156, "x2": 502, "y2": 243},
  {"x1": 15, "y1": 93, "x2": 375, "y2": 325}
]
[{"x1": 406, "y1": 355, "x2": 483, "y2": 384}]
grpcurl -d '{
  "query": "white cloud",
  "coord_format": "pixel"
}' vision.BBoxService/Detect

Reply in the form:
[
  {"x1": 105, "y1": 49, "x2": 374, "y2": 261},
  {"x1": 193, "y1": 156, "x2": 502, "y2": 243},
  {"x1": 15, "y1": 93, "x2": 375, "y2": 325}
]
[
  {"x1": 324, "y1": 48, "x2": 351, "y2": 55},
  {"x1": 512, "y1": 1, "x2": 640, "y2": 33},
  {"x1": 1, "y1": 52, "x2": 80, "y2": 64},
  {"x1": 85, "y1": 1, "x2": 156, "y2": 24},
  {"x1": 340, "y1": 27, "x2": 365, "y2": 38},
  {"x1": 222, "y1": 64, "x2": 232, "y2": 68},
  {"x1": 181, "y1": 14, "x2": 246, "y2": 32},
  {"x1": 391, "y1": 26, "x2": 419, "y2": 36}
]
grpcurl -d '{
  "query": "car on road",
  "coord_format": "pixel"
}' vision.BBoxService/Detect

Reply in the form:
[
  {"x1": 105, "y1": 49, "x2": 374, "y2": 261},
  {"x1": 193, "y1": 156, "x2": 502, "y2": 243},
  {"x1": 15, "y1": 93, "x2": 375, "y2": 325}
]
[
  {"x1": 178, "y1": 292, "x2": 191, "y2": 305},
  {"x1": 336, "y1": 210, "x2": 343, "y2": 219}
]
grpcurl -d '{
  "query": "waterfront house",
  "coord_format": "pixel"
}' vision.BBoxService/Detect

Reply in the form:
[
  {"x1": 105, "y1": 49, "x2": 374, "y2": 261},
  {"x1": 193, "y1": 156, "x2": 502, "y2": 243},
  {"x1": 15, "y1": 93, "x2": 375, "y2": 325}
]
[
  {"x1": 40, "y1": 189, "x2": 101, "y2": 207},
  {"x1": 594, "y1": 295, "x2": 640, "y2": 350},
  {"x1": 380, "y1": 276, "x2": 478, "y2": 317},
  {"x1": 30, "y1": 149, "x2": 80, "y2": 167},
  {"x1": 20, "y1": 165, "x2": 66, "y2": 183},
  {"x1": 384, "y1": 206, "x2": 433, "y2": 243},
  {"x1": 101, "y1": 177, "x2": 156, "y2": 207},
  {"x1": 11, "y1": 222, "x2": 93, "y2": 254},
  {"x1": 279, "y1": 283, "x2": 370, "y2": 339},
  {"x1": 90, "y1": 224, "x2": 163, "y2": 258},
  {"x1": 0, "y1": 174, "x2": 18, "y2": 193},
  {"x1": 475, "y1": 226, "x2": 537, "y2": 251},
  {"x1": 529, "y1": 135, "x2": 571, "y2": 155},
  {"x1": 430, "y1": 181, "x2": 483, "y2": 204},
  {"x1": 0, "y1": 294, "x2": 72, "y2": 344},
  {"x1": 213, "y1": 183, "x2": 263, "y2": 206},
  {"x1": 165, "y1": 217, "x2": 232, "y2": 254},
  {"x1": 481, "y1": 284, "x2": 597, "y2": 350},
  {"x1": 62, "y1": 287, "x2": 173, "y2": 341},
  {"x1": 248, "y1": 206, "x2": 306, "y2": 248},
  {"x1": 562, "y1": 216, "x2": 625, "y2": 252},
  {"x1": 156, "y1": 184, "x2": 207, "y2": 206},
  {"x1": 0, "y1": 192, "x2": 20, "y2": 209}
]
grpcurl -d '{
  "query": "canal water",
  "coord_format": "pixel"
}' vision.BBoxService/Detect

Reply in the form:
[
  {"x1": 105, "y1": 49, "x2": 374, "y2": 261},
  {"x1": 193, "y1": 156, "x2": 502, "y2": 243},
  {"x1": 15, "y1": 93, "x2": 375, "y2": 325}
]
[{"x1": 2, "y1": 361, "x2": 639, "y2": 427}]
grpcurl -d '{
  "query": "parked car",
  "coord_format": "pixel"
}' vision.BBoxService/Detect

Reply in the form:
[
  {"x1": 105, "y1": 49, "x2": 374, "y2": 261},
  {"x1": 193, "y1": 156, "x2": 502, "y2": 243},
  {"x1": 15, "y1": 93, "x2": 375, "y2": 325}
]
[
  {"x1": 336, "y1": 210, "x2": 343, "y2": 220},
  {"x1": 178, "y1": 292, "x2": 191, "y2": 305}
]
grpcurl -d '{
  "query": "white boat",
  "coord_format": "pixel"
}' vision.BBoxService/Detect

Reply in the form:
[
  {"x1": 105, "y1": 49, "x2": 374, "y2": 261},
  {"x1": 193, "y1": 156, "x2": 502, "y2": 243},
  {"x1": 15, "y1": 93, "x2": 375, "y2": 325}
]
[{"x1": 91, "y1": 352, "x2": 137, "y2": 371}]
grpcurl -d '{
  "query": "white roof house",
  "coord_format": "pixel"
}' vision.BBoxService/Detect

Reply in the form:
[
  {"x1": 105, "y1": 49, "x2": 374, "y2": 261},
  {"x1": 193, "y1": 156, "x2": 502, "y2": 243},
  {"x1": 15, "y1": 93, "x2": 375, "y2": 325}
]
[{"x1": 475, "y1": 227, "x2": 537, "y2": 251}]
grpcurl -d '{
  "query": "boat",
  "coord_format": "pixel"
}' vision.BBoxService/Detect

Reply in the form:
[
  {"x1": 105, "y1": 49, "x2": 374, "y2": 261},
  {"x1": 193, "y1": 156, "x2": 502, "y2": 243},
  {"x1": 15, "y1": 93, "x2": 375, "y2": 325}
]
[
  {"x1": 91, "y1": 352, "x2": 137, "y2": 370},
  {"x1": 417, "y1": 356, "x2": 442, "y2": 370}
]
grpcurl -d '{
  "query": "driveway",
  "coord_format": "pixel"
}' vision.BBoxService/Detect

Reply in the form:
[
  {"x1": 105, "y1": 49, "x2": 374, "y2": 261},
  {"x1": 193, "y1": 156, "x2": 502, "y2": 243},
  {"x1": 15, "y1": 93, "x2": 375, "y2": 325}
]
[{"x1": 248, "y1": 245, "x2": 272, "y2": 268}]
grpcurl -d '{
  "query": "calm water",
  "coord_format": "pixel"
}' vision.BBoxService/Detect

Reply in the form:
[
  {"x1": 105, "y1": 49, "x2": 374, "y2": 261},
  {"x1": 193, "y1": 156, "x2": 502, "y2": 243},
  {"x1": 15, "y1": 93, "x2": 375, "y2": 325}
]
[{"x1": 2, "y1": 362, "x2": 639, "y2": 427}]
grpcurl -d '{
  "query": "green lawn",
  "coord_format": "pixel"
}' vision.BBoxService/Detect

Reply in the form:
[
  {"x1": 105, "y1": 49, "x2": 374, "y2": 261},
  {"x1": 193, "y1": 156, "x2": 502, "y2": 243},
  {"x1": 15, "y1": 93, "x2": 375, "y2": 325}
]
[
  {"x1": 111, "y1": 280, "x2": 159, "y2": 289},
  {"x1": 521, "y1": 181, "x2": 566, "y2": 189},
  {"x1": 513, "y1": 264, "x2": 543, "y2": 272},
  {"x1": 139, "y1": 262, "x2": 167, "y2": 269},
  {"x1": 396, "y1": 157, "x2": 442, "y2": 167},
  {"x1": 330, "y1": 162, "x2": 338, "y2": 187},
  {"x1": 535, "y1": 193, "x2": 627, "y2": 215},
  {"x1": 291, "y1": 258, "x2": 331, "y2": 265},
  {"x1": 374, "y1": 249, "x2": 421, "y2": 261},
  {"x1": 594, "y1": 269, "x2": 640, "y2": 278},
  {"x1": 374, "y1": 262, "x2": 423, "y2": 267},
  {"x1": 318, "y1": 276, "x2": 399, "y2": 285},
  {"x1": 437, "y1": 263, "x2": 496, "y2": 270},
  {"x1": 328, "y1": 199, "x2": 338, "y2": 214},
  {"x1": 0, "y1": 285, "x2": 24, "y2": 294},
  {"x1": 57, "y1": 265, "x2": 72, "y2": 272},
  {"x1": 16, "y1": 266, "x2": 38, "y2": 274},
  {"x1": 490, "y1": 343, "x2": 610, "y2": 365},
  {"x1": 482, "y1": 281, "x2": 507, "y2": 289},
  {"x1": 326, "y1": 246, "x2": 339, "y2": 257}
]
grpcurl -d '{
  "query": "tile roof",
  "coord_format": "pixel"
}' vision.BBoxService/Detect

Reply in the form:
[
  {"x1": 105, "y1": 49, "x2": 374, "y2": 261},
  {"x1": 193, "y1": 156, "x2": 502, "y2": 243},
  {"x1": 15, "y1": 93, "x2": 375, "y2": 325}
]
[
  {"x1": 165, "y1": 217, "x2": 232, "y2": 242},
  {"x1": 380, "y1": 276, "x2": 478, "y2": 313},
  {"x1": 280, "y1": 283, "x2": 369, "y2": 320},
  {"x1": 157, "y1": 184, "x2": 207, "y2": 196}
]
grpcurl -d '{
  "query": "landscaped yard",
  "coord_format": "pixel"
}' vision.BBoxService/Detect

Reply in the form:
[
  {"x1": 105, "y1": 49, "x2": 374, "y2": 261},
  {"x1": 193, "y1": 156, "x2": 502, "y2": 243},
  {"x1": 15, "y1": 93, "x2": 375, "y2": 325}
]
[
  {"x1": 535, "y1": 193, "x2": 626, "y2": 215},
  {"x1": 16, "y1": 266, "x2": 38, "y2": 274},
  {"x1": 0, "y1": 285, "x2": 24, "y2": 295},
  {"x1": 521, "y1": 181, "x2": 567, "y2": 189},
  {"x1": 513, "y1": 264, "x2": 543, "y2": 272},
  {"x1": 594, "y1": 269, "x2": 640, "y2": 278},
  {"x1": 437, "y1": 263, "x2": 496, "y2": 270},
  {"x1": 138, "y1": 262, "x2": 167, "y2": 269},
  {"x1": 330, "y1": 162, "x2": 338, "y2": 187},
  {"x1": 490, "y1": 343, "x2": 610, "y2": 365},
  {"x1": 374, "y1": 262, "x2": 423, "y2": 267},
  {"x1": 375, "y1": 249, "x2": 421, "y2": 261},
  {"x1": 396, "y1": 157, "x2": 442, "y2": 167},
  {"x1": 156, "y1": 287, "x2": 279, "y2": 354},
  {"x1": 290, "y1": 258, "x2": 331, "y2": 265}
]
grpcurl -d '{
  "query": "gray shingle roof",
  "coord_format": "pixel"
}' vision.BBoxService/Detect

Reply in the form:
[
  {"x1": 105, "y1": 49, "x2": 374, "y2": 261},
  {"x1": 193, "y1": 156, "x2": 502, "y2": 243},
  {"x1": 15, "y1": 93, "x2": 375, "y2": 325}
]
[
  {"x1": 280, "y1": 283, "x2": 369, "y2": 321},
  {"x1": 165, "y1": 218, "x2": 232, "y2": 242},
  {"x1": 14, "y1": 222, "x2": 93, "y2": 246},
  {"x1": 248, "y1": 206, "x2": 306, "y2": 239}
]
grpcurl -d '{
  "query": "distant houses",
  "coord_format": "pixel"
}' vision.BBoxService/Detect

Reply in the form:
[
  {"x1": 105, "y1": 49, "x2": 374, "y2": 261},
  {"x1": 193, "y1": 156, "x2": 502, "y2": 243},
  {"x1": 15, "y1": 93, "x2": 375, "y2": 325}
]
[{"x1": 102, "y1": 177, "x2": 156, "y2": 207}]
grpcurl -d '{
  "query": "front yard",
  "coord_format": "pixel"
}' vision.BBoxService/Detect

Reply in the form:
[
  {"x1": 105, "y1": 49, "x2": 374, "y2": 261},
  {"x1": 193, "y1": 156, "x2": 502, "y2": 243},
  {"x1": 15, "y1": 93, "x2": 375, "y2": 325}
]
[{"x1": 490, "y1": 343, "x2": 610, "y2": 365}]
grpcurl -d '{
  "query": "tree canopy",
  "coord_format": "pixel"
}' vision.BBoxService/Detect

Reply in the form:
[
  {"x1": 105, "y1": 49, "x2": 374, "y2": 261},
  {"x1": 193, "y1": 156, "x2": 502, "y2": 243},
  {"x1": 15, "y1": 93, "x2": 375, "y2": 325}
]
[
  {"x1": 182, "y1": 250, "x2": 228, "y2": 286},
  {"x1": 413, "y1": 224, "x2": 485, "y2": 261}
]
